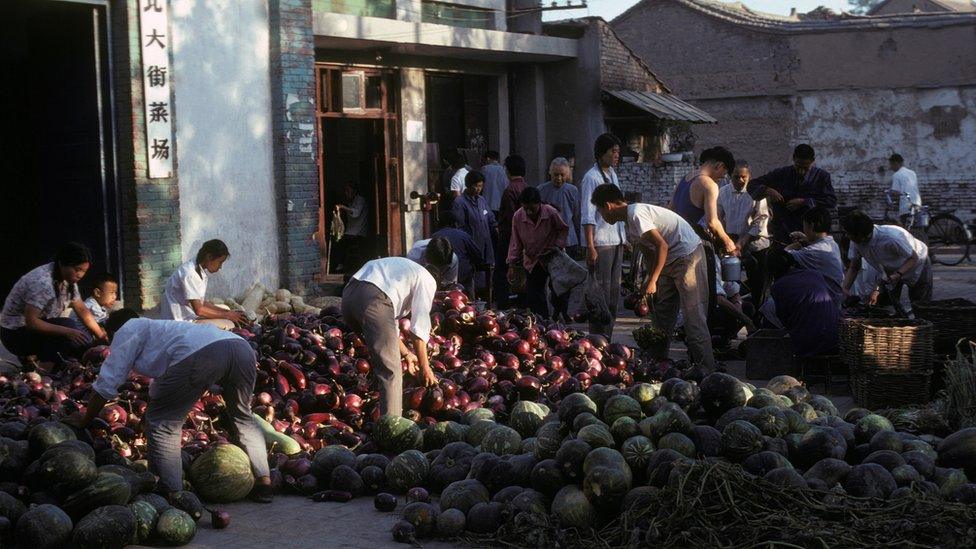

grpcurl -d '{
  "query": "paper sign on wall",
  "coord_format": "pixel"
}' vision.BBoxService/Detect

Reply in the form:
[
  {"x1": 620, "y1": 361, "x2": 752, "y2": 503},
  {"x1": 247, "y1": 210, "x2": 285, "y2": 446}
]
[
  {"x1": 139, "y1": 0, "x2": 175, "y2": 179},
  {"x1": 406, "y1": 120, "x2": 424, "y2": 143}
]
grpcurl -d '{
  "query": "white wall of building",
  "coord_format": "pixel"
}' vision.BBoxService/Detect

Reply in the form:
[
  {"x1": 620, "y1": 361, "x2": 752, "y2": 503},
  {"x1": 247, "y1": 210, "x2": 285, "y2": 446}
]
[{"x1": 170, "y1": 0, "x2": 279, "y2": 298}]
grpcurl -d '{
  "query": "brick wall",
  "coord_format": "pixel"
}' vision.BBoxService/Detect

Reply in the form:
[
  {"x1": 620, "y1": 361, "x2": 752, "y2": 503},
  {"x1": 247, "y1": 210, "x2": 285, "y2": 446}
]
[
  {"x1": 598, "y1": 20, "x2": 660, "y2": 93},
  {"x1": 112, "y1": 0, "x2": 183, "y2": 311},
  {"x1": 833, "y1": 177, "x2": 976, "y2": 223},
  {"x1": 269, "y1": 0, "x2": 321, "y2": 295},
  {"x1": 617, "y1": 161, "x2": 694, "y2": 206}
]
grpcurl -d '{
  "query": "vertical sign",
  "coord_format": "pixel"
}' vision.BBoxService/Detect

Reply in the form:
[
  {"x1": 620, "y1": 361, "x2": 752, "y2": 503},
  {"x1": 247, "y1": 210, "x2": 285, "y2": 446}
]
[{"x1": 139, "y1": 0, "x2": 174, "y2": 178}]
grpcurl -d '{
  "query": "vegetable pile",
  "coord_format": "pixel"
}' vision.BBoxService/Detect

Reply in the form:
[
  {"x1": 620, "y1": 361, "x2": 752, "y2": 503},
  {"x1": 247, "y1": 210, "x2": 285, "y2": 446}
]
[{"x1": 0, "y1": 284, "x2": 973, "y2": 547}]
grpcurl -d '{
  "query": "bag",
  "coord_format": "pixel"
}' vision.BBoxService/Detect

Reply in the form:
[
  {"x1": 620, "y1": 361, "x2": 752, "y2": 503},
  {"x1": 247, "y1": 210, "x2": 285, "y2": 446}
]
[
  {"x1": 544, "y1": 248, "x2": 588, "y2": 296},
  {"x1": 583, "y1": 271, "x2": 611, "y2": 326}
]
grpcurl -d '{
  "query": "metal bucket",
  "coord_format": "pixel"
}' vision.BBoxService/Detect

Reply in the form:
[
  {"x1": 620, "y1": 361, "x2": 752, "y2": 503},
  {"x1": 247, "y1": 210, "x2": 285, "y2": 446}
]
[{"x1": 721, "y1": 255, "x2": 742, "y2": 282}]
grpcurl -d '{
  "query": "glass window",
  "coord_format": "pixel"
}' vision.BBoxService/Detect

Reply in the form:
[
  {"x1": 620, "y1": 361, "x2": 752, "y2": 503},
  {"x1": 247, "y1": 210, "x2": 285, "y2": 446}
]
[
  {"x1": 421, "y1": 1, "x2": 493, "y2": 30},
  {"x1": 342, "y1": 72, "x2": 364, "y2": 111},
  {"x1": 365, "y1": 76, "x2": 383, "y2": 110}
]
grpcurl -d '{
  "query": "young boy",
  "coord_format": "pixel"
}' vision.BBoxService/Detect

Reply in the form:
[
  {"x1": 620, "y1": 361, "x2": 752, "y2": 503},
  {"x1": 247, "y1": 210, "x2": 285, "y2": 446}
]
[
  {"x1": 785, "y1": 206, "x2": 844, "y2": 301},
  {"x1": 70, "y1": 273, "x2": 118, "y2": 324}
]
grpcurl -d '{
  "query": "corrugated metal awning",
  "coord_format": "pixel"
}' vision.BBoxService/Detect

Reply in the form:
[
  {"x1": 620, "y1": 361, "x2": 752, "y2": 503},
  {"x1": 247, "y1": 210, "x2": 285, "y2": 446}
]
[{"x1": 604, "y1": 89, "x2": 717, "y2": 124}]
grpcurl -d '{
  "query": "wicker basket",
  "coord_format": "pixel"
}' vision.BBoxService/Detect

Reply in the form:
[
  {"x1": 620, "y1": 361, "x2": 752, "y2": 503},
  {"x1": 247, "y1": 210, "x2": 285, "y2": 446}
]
[
  {"x1": 913, "y1": 299, "x2": 976, "y2": 352},
  {"x1": 839, "y1": 318, "x2": 933, "y2": 371},
  {"x1": 850, "y1": 367, "x2": 933, "y2": 409}
]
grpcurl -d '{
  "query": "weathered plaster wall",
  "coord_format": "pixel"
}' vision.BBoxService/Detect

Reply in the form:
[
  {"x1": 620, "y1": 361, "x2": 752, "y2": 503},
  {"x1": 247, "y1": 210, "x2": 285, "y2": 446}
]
[
  {"x1": 544, "y1": 27, "x2": 603, "y2": 172},
  {"x1": 690, "y1": 96, "x2": 795, "y2": 175},
  {"x1": 170, "y1": 0, "x2": 279, "y2": 298},
  {"x1": 617, "y1": 161, "x2": 695, "y2": 206},
  {"x1": 796, "y1": 86, "x2": 976, "y2": 219},
  {"x1": 400, "y1": 68, "x2": 427, "y2": 250}
]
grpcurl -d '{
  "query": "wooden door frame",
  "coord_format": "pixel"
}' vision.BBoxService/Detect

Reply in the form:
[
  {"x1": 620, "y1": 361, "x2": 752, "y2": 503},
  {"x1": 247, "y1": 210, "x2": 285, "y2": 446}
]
[{"x1": 314, "y1": 64, "x2": 402, "y2": 257}]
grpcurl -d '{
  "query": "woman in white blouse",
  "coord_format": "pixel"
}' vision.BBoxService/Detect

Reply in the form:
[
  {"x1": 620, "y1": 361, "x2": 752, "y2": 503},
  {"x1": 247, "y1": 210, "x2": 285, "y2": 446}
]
[
  {"x1": 1, "y1": 242, "x2": 107, "y2": 363},
  {"x1": 159, "y1": 240, "x2": 245, "y2": 329}
]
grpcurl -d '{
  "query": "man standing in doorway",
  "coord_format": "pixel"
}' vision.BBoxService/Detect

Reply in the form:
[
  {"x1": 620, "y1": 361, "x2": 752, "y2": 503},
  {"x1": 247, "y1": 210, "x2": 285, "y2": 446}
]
[
  {"x1": 448, "y1": 151, "x2": 470, "y2": 199},
  {"x1": 494, "y1": 155, "x2": 528, "y2": 308},
  {"x1": 747, "y1": 144, "x2": 837, "y2": 243},
  {"x1": 335, "y1": 182, "x2": 368, "y2": 275},
  {"x1": 888, "y1": 153, "x2": 921, "y2": 228},
  {"x1": 481, "y1": 150, "x2": 507, "y2": 217},
  {"x1": 579, "y1": 134, "x2": 627, "y2": 338}
]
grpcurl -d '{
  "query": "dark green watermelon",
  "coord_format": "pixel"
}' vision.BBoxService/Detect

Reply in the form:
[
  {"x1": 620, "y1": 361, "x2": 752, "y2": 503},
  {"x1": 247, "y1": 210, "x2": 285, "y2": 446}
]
[
  {"x1": 27, "y1": 422, "x2": 76, "y2": 458},
  {"x1": 557, "y1": 393, "x2": 598, "y2": 424},
  {"x1": 721, "y1": 420, "x2": 763, "y2": 461},
  {"x1": 171, "y1": 490, "x2": 205, "y2": 522},
  {"x1": 374, "y1": 415, "x2": 422, "y2": 454},
  {"x1": 699, "y1": 373, "x2": 753, "y2": 416},
  {"x1": 844, "y1": 463, "x2": 896, "y2": 499},
  {"x1": 439, "y1": 479, "x2": 489, "y2": 514},
  {"x1": 72, "y1": 505, "x2": 136, "y2": 549},
  {"x1": 385, "y1": 450, "x2": 429, "y2": 493},
  {"x1": 530, "y1": 459, "x2": 565, "y2": 498},
  {"x1": 0, "y1": 437, "x2": 29, "y2": 482},
  {"x1": 330, "y1": 464, "x2": 364, "y2": 496},
  {"x1": 127, "y1": 500, "x2": 158, "y2": 545},
  {"x1": 937, "y1": 427, "x2": 976, "y2": 480},
  {"x1": 551, "y1": 485, "x2": 594, "y2": 529},
  {"x1": 188, "y1": 443, "x2": 254, "y2": 502},
  {"x1": 61, "y1": 472, "x2": 131, "y2": 520},
  {"x1": 15, "y1": 503, "x2": 72, "y2": 549},
  {"x1": 429, "y1": 442, "x2": 477, "y2": 492},
  {"x1": 533, "y1": 421, "x2": 567, "y2": 460},
  {"x1": 155, "y1": 507, "x2": 197, "y2": 545}
]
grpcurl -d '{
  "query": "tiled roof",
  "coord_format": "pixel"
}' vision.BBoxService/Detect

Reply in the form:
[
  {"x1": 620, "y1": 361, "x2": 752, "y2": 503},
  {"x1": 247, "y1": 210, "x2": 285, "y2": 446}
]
[{"x1": 612, "y1": 0, "x2": 976, "y2": 34}]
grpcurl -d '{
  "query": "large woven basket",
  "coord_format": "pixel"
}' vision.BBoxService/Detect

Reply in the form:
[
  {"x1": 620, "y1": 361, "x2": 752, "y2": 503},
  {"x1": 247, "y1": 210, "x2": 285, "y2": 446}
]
[
  {"x1": 913, "y1": 299, "x2": 976, "y2": 352},
  {"x1": 850, "y1": 368, "x2": 932, "y2": 409},
  {"x1": 839, "y1": 318, "x2": 933, "y2": 371}
]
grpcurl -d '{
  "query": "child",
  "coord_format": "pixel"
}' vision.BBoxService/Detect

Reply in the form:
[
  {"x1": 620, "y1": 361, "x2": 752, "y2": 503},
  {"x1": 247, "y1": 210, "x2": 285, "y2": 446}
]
[
  {"x1": 71, "y1": 273, "x2": 118, "y2": 325},
  {"x1": 785, "y1": 206, "x2": 844, "y2": 301}
]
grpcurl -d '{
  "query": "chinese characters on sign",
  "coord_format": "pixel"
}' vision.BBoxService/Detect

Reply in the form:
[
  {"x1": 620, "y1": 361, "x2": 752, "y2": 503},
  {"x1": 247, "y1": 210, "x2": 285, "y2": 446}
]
[{"x1": 139, "y1": 0, "x2": 174, "y2": 178}]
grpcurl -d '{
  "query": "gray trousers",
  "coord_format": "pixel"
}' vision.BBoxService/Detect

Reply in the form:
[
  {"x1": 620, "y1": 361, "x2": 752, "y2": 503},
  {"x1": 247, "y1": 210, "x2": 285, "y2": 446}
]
[
  {"x1": 897, "y1": 257, "x2": 933, "y2": 306},
  {"x1": 589, "y1": 245, "x2": 624, "y2": 339},
  {"x1": 146, "y1": 338, "x2": 269, "y2": 493},
  {"x1": 342, "y1": 280, "x2": 403, "y2": 416},
  {"x1": 652, "y1": 244, "x2": 716, "y2": 369}
]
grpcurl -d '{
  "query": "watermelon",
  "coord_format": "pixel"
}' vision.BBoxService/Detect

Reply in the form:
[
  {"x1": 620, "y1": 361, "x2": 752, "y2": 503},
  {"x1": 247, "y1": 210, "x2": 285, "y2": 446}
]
[
  {"x1": 936, "y1": 427, "x2": 976, "y2": 479},
  {"x1": 572, "y1": 413, "x2": 607, "y2": 433},
  {"x1": 465, "y1": 420, "x2": 499, "y2": 447},
  {"x1": 868, "y1": 430, "x2": 904, "y2": 454},
  {"x1": 374, "y1": 414, "x2": 422, "y2": 454},
  {"x1": 853, "y1": 414, "x2": 895, "y2": 444},
  {"x1": 360, "y1": 465, "x2": 387, "y2": 494},
  {"x1": 715, "y1": 407, "x2": 761, "y2": 431},
  {"x1": 901, "y1": 439, "x2": 936, "y2": 459},
  {"x1": 577, "y1": 423, "x2": 614, "y2": 449},
  {"x1": 602, "y1": 395, "x2": 642, "y2": 425},
  {"x1": 128, "y1": 500, "x2": 158, "y2": 544},
  {"x1": 313, "y1": 446, "x2": 357, "y2": 486},
  {"x1": 557, "y1": 393, "x2": 598, "y2": 424},
  {"x1": 645, "y1": 449, "x2": 687, "y2": 488},
  {"x1": 621, "y1": 435, "x2": 655, "y2": 473},
  {"x1": 439, "y1": 479, "x2": 489, "y2": 514},
  {"x1": 62, "y1": 472, "x2": 131, "y2": 520},
  {"x1": 742, "y1": 451, "x2": 792, "y2": 477},
  {"x1": 170, "y1": 490, "x2": 204, "y2": 522},
  {"x1": 891, "y1": 465, "x2": 922, "y2": 487},
  {"x1": 933, "y1": 467, "x2": 969, "y2": 495},
  {"x1": 509, "y1": 401, "x2": 549, "y2": 438},
  {"x1": 749, "y1": 407, "x2": 789, "y2": 438},
  {"x1": 807, "y1": 395, "x2": 838, "y2": 416},
  {"x1": 188, "y1": 443, "x2": 255, "y2": 502},
  {"x1": 385, "y1": 450, "x2": 429, "y2": 493},
  {"x1": 803, "y1": 458, "x2": 852, "y2": 488},
  {"x1": 764, "y1": 467, "x2": 806, "y2": 489},
  {"x1": 45, "y1": 439, "x2": 96, "y2": 462},
  {"x1": 356, "y1": 453, "x2": 392, "y2": 472},
  {"x1": 551, "y1": 485, "x2": 594, "y2": 529},
  {"x1": 627, "y1": 383, "x2": 659, "y2": 412},
  {"x1": 795, "y1": 427, "x2": 847, "y2": 468},
  {"x1": 521, "y1": 437, "x2": 539, "y2": 455},
  {"x1": 583, "y1": 465, "x2": 632, "y2": 507},
  {"x1": 428, "y1": 442, "x2": 477, "y2": 492},
  {"x1": 621, "y1": 485, "x2": 660, "y2": 512},
  {"x1": 330, "y1": 464, "x2": 364, "y2": 496},
  {"x1": 668, "y1": 381, "x2": 700, "y2": 411},
  {"x1": 582, "y1": 447, "x2": 627, "y2": 475},
  {"x1": 481, "y1": 426, "x2": 522, "y2": 455},
  {"x1": 720, "y1": 420, "x2": 763, "y2": 461},
  {"x1": 492, "y1": 485, "x2": 525, "y2": 503},
  {"x1": 466, "y1": 501, "x2": 504, "y2": 534},
  {"x1": 530, "y1": 459, "x2": 565, "y2": 497},
  {"x1": 555, "y1": 439, "x2": 591, "y2": 482},
  {"x1": 690, "y1": 425, "x2": 722, "y2": 457},
  {"x1": 534, "y1": 421, "x2": 568, "y2": 460},
  {"x1": 436, "y1": 508, "x2": 466, "y2": 537},
  {"x1": 402, "y1": 502, "x2": 438, "y2": 537},
  {"x1": 15, "y1": 504, "x2": 72, "y2": 549},
  {"x1": 0, "y1": 437, "x2": 29, "y2": 481},
  {"x1": 421, "y1": 421, "x2": 467, "y2": 451},
  {"x1": 610, "y1": 416, "x2": 641, "y2": 445},
  {"x1": 0, "y1": 490, "x2": 26, "y2": 525},
  {"x1": 132, "y1": 493, "x2": 171, "y2": 514},
  {"x1": 27, "y1": 422, "x2": 76, "y2": 458},
  {"x1": 155, "y1": 508, "x2": 197, "y2": 545},
  {"x1": 72, "y1": 505, "x2": 135, "y2": 549},
  {"x1": 766, "y1": 375, "x2": 802, "y2": 395},
  {"x1": 512, "y1": 489, "x2": 548, "y2": 516},
  {"x1": 699, "y1": 373, "x2": 753, "y2": 416},
  {"x1": 844, "y1": 463, "x2": 896, "y2": 499},
  {"x1": 863, "y1": 450, "x2": 906, "y2": 472},
  {"x1": 657, "y1": 432, "x2": 696, "y2": 458},
  {"x1": 462, "y1": 408, "x2": 495, "y2": 425}
]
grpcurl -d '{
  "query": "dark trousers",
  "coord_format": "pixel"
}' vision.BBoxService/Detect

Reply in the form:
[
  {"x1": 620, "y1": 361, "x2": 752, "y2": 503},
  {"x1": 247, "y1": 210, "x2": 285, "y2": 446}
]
[
  {"x1": 493, "y1": 237, "x2": 511, "y2": 309},
  {"x1": 0, "y1": 317, "x2": 92, "y2": 362},
  {"x1": 745, "y1": 247, "x2": 769, "y2": 306},
  {"x1": 525, "y1": 265, "x2": 550, "y2": 319}
]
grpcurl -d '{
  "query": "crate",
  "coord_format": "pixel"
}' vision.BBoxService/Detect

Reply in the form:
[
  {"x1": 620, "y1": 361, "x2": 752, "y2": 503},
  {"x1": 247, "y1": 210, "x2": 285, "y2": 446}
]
[
  {"x1": 913, "y1": 299, "x2": 976, "y2": 353},
  {"x1": 839, "y1": 318, "x2": 933, "y2": 372},
  {"x1": 850, "y1": 367, "x2": 932, "y2": 409},
  {"x1": 745, "y1": 329, "x2": 794, "y2": 380}
]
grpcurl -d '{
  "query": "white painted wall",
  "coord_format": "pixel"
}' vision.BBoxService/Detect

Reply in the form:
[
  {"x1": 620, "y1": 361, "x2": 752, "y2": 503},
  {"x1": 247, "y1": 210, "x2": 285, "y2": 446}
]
[{"x1": 170, "y1": 0, "x2": 279, "y2": 298}]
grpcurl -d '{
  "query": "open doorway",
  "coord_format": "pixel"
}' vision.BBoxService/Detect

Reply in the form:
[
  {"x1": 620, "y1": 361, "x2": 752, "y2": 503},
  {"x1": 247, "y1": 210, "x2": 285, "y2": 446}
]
[
  {"x1": 316, "y1": 66, "x2": 401, "y2": 278},
  {"x1": 0, "y1": 0, "x2": 120, "y2": 298}
]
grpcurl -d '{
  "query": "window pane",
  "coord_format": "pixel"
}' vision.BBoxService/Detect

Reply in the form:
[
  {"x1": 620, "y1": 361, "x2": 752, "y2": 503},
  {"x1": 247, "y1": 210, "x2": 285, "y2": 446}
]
[
  {"x1": 365, "y1": 76, "x2": 382, "y2": 109},
  {"x1": 342, "y1": 73, "x2": 363, "y2": 110}
]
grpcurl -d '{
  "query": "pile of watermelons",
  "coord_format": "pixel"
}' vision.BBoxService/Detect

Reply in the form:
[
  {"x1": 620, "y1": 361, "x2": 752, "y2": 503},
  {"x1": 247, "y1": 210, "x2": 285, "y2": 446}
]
[{"x1": 294, "y1": 372, "x2": 976, "y2": 543}]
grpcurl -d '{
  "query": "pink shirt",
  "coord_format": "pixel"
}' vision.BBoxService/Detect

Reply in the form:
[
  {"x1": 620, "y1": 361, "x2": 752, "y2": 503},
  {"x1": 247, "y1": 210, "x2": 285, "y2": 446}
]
[{"x1": 508, "y1": 204, "x2": 568, "y2": 272}]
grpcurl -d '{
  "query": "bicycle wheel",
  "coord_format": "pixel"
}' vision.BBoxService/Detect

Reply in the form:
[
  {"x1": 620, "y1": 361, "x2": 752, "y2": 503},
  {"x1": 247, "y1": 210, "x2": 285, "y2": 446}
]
[{"x1": 926, "y1": 214, "x2": 969, "y2": 266}]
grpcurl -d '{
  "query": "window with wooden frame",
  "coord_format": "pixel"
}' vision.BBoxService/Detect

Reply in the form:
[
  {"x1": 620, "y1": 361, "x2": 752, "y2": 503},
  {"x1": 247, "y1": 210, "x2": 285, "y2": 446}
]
[{"x1": 318, "y1": 68, "x2": 386, "y2": 117}]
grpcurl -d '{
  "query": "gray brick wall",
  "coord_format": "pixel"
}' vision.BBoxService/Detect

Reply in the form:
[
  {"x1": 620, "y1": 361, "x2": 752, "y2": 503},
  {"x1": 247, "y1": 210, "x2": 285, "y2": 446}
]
[
  {"x1": 598, "y1": 20, "x2": 660, "y2": 93},
  {"x1": 617, "y1": 161, "x2": 695, "y2": 206},
  {"x1": 112, "y1": 0, "x2": 183, "y2": 311},
  {"x1": 269, "y1": 0, "x2": 320, "y2": 295}
]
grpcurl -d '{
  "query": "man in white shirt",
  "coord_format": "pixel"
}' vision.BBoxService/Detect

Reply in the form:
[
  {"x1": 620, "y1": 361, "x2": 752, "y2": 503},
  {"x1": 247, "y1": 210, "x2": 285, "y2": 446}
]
[
  {"x1": 717, "y1": 162, "x2": 770, "y2": 302},
  {"x1": 578, "y1": 133, "x2": 627, "y2": 337},
  {"x1": 841, "y1": 210, "x2": 933, "y2": 309},
  {"x1": 481, "y1": 150, "x2": 507, "y2": 215},
  {"x1": 888, "y1": 154, "x2": 921, "y2": 227},
  {"x1": 449, "y1": 159, "x2": 471, "y2": 198},
  {"x1": 342, "y1": 253, "x2": 452, "y2": 416},
  {"x1": 335, "y1": 183, "x2": 369, "y2": 275},
  {"x1": 66, "y1": 311, "x2": 273, "y2": 502},
  {"x1": 590, "y1": 184, "x2": 716, "y2": 371}
]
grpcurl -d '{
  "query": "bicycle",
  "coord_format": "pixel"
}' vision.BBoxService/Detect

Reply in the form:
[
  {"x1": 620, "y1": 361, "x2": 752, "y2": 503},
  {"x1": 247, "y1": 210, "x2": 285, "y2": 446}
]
[{"x1": 926, "y1": 212, "x2": 973, "y2": 266}]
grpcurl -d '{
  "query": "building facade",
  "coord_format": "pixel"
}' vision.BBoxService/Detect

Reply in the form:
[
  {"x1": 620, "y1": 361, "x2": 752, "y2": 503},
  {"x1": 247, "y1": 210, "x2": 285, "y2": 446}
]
[{"x1": 612, "y1": 0, "x2": 976, "y2": 220}]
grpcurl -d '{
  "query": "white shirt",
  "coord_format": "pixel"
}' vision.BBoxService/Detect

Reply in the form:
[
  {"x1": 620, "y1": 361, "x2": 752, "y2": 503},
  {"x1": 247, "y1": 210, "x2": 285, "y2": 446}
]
[
  {"x1": 851, "y1": 225, "x2": 928, "y2": 284},
  {"x1": 1, "y1": 263, "x2": 77, "y2": 329},
  {"x1": 625, "y1": 204, "x2": 701, "y2": 264},
  {"x1": 450, "y1": 166, "x2": 470, "y2": 194},
  {"x1": 406, "y1": 239, "x2": 459, "y2": 284},
  {"x1": 93, "y1": 319, "x2": 241, "y2": 399},
  {"x1": 891, "y1": 167, "x2": 921, "y2": 216},
  {"x1": 579, "y1": 164, "x2": 626, "y2": 247},
  {"x1": 351, "y1": 257, "x2": 437, "y2": 342},
  {"x1": 71, "y1": 297, "x2": 108, "y2": 324},
  {"x1": 788, "y1": 235, "x2": 844, "y2": 292},
  {"x1": 160, "y1": 260, "x2": 208, "y2": 321},
  {"x1": 481, "y1": 163, "x2": 507, "y2": 211},
  {"x1": 717, "y1": 184, "x2": 769, "y2": 251},
  {"x1": 344, "y1": 195, "x2": 368, "y2": 237}
]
